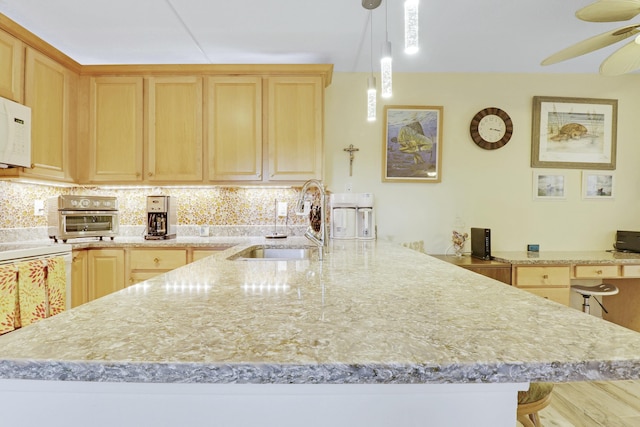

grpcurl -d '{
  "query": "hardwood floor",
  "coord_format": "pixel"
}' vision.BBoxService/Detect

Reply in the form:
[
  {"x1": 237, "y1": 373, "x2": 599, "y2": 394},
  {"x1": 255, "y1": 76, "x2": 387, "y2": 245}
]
[{"x1": 523, "y1": 381, "x2": 640, "y2": 426}]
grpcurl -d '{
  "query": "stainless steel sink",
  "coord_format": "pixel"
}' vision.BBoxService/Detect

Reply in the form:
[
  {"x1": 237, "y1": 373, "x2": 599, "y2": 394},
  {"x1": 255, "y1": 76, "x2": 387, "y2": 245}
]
[{"x1": 230, "y1": 246, "x2": 314, "y2": 261}]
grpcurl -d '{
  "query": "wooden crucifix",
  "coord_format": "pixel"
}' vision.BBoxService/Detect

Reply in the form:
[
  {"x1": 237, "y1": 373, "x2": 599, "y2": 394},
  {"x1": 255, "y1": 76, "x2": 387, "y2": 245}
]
[{"x1": 343, "y1": 144, "x2": 360, "y2": 176}]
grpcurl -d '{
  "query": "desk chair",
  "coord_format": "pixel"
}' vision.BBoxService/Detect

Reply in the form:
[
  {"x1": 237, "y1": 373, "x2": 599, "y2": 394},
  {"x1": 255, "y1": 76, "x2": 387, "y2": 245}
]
[
  {"x1": 517, "y1": 382, "x2": 554, "y2": 427},
  {"x1": 571, "y1": 283, "x2": 619, "y2": 314}
]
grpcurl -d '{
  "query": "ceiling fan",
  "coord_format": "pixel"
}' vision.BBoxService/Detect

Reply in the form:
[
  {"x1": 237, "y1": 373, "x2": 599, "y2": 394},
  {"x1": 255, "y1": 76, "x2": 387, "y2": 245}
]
[{"x1": 542, "y1": 0, "x2": 640, "y2": 75}]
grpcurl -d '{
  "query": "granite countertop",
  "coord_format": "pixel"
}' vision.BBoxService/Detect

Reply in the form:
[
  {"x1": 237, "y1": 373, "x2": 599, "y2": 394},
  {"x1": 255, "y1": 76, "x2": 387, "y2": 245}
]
[
  {"x1": 3, "y1": 238, "x2": 640, "y2": 385},
  {"x1": 492, "y1": 250, "x2": 640, "y2": 265}
]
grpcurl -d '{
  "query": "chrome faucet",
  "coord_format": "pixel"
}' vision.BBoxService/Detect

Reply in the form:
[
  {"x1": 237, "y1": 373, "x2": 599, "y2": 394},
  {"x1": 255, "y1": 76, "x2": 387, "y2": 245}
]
[{"x1": 296, "y1": 179, "x2": 328, "y2": 260}]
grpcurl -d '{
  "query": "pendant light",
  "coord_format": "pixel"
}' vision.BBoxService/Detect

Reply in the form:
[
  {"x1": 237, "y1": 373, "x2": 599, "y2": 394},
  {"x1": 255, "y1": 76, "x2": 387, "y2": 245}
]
[
  {"x1": 367, "y1": 11, "x2": 377, "y2": 122},
  {"x1": 404, "y1": 0, "x2": 419, "y2": 54},
  {"x1": 381, "y1": 0, "x2": 393, "y2": 98}
]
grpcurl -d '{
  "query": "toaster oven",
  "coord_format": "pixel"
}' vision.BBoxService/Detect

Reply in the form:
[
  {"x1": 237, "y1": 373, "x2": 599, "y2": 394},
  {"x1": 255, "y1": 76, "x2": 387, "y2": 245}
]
[{"x1": 47, "y1": 195, "x2": 119, "y2": 243}]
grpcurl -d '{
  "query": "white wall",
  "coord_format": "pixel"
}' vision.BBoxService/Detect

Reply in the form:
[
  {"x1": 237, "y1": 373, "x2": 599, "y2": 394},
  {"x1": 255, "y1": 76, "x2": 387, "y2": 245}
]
[{"x1": 324, "y1": 73, "x2": 640, "y2": 253}]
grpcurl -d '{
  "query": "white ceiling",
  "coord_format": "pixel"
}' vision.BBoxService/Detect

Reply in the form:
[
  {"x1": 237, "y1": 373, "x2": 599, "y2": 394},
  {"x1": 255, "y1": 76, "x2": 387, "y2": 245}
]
[{"x1": 0, "y1": 0, "x2": 635, "y2": 74}]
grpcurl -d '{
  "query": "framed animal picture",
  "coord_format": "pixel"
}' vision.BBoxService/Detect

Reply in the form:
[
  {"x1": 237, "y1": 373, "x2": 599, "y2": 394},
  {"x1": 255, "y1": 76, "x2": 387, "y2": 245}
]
[
  {"x1": 382, "y1": 105, "x2": 443, "y2": 183},
  {"x1": 531, "y1": 96, "x2": 617, "y2": 170}
]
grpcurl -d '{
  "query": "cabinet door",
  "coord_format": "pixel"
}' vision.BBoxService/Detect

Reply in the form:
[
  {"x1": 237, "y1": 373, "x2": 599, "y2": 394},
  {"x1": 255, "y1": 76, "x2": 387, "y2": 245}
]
[
  {"x1": 267, "y1": 76, "x2": 323, "y2": 181},
  {"x1": 87, "y1": 76, "x2": 143, "y2": 182},
  {"x1": 71, "y1": 250, "x2": 88, "y2": 308},
  {"x1": 146, "y1": 76, "x2": 203, "y2": 182},
  {"x1": 206, "y1": 76, "x2": 262, "y2": 181},
  {"x1": 24, "y1": 48, "x2": 75, "y2": 181},
  {"x1": 88, "y1": 249, "x2": 125, "y2": 301},
  {"x1": 0, "y1": 29, "x2": 23, "y2": 102}
]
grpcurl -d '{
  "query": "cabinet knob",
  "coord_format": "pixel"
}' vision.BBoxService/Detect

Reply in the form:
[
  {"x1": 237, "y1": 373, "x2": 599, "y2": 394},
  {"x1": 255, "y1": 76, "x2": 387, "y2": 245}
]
[
  {"x1": 542, "y1": 274, "x2": 549, "y2": 279},
  {"x1": 72, "y1": 256, "x2": 77, "y2": 262},
  {"x1": 148, "y1": 172, "x2": 153, "y2": 177},
  {"x1": 136, "y1": 172, "x2": 141, "y2": 177},
  {"x1": 153, "y1": 257, "x2": 160, "y2": 264},
  {"x1": 596, "y1": 270, "x2": 603, "y2": 275}
]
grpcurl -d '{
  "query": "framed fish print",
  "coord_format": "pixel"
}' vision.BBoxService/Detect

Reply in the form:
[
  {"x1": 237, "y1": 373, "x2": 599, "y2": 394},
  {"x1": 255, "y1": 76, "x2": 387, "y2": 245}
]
[
  {"x1": 531, "y1": 96, "x2": 617, "y2": 170},
  {"x1": 383, "y1": 105, "x2": 443, "y2": 183}
]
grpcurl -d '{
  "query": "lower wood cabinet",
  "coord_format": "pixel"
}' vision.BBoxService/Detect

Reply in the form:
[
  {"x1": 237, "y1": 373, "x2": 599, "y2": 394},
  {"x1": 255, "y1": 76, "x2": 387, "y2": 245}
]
[
  {"x1": 128, "y1": 248, "x2": 187, "y2": 286},
  {"x1": 71, "y1": 250, "x2": 88, "y2": 308},
  {"x1": 88, "y1": 249, "x2": 125, "y2": 301},
  {"x1": 430, "y1": 255, "x2": 511, "y2": 285},
  {"x1": 512, "y1": 265, "x2": 571, "y2": 306},
  {"x1": 71, "y1": 246, "x2": 233, "y2": 306}
]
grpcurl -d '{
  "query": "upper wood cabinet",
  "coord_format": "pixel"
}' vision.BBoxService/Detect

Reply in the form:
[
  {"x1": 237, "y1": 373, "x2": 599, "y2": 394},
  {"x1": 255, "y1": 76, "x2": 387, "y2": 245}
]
[
  {"x1": 0, "y1": 29, "x2": 23, "y2": 102},
  {"x1": 22, "y1": 48, "x2": 76, "y2": 181},
  {"x1": 267, "y1": 76, "x2": 323, "y2": 181},
  {"x1": 206, "y1": 76, "x2": 262, "y2": 181},
  {"x1": 146, "y1": 76, "x2": 203, "y2": 182},
  {"x1": 84, "y1": 76, "x2": 144, "y2": 183}
]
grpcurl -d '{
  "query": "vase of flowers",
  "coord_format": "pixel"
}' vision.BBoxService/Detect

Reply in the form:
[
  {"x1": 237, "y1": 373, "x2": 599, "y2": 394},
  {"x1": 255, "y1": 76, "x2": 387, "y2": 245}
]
[{"x1": 452, "y1": 230, "x2": 468, "y2": 257}]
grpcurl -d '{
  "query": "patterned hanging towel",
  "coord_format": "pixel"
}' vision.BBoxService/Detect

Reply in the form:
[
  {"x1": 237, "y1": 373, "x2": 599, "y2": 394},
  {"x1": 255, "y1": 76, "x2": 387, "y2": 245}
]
[
  {"x1": 0, "y1": 264, "x2": 19, "y2": 335},
  {"x1": 17, "y1": 259, "x2": 48, "y2": 327},
  {"x1": 46, "y1": 256, "x2": 67, "y2": 316}
]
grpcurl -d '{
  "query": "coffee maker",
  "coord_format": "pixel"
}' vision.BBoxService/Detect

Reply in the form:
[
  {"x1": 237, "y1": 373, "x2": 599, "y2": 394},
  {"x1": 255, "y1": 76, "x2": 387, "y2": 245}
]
[{"x1": 144, "y1": 195, "x2": 177, "y2": 240}]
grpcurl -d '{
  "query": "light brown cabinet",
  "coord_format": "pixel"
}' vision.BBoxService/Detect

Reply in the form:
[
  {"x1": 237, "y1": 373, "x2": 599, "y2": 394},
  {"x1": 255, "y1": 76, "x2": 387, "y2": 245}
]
[
  {"x1": 431, "y1": 255, "x2": 511, "y2": 285},
  {"x1": 0, "y1": 29, "x2": 23, "y2": 102},
  {"x1": 82, "y1": 76, "x2": 144, "y2": 183},
  {"x1": 190, "y1": 249, "x2": 221, "y2": 263},
  {"x1": 512, "y1": 265, "x2": 571, "y2": 305},
  {"x1": 206, "y1": 76, "x2": 262, "y2": 181},
  {"x1": 71, "y1": 250, "x2": 88, "y2": 308},
  {"x1": 267, "y1": 76, "x2": 323, "y2": 181},
  {"x1": 22, "y1": 48, "x2": 76, "y2": 181},
  {"x1": 88, "y1": 249, "x2": 126, "y2": 301},
  {"x1": 146, "y1": 76, "x2": 203, "y2": 183},
  {"x1": 127, "y1": 248, "x2": 188, "y2": 286}
]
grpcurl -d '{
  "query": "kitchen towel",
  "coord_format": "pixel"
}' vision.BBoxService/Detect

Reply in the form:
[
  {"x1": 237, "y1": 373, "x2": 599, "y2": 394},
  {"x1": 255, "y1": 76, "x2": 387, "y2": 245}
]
[
  {"x1": 0, "y1": 264, "x2": 19, "y2": 335},
  {"x1": 17, "y1": 259, "x2": 48, "y2": 327},
  {"x1": 46, "y1": 256, "x2": 66, "y2": 316}
]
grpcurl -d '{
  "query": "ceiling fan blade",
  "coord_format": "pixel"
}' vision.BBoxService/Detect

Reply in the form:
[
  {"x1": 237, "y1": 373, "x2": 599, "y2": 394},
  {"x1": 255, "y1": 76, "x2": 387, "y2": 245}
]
[
  {"x1": 541, "y1": 24, "x2": 640, "y2": 65},
  {"x1": 576, "y1": 0, "x2": 640, "y2": 22},
  {"x1": 600, "y1": 39, "x2": 640, "y2": 74}
]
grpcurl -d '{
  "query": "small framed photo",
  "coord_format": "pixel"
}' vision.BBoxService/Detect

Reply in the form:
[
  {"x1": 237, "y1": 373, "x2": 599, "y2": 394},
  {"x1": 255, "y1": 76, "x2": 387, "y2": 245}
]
[
  {"x1": 533, "y1": 171, "x2": 566, "y2": 200},
  {"x1": 582, "y1": 171, "x2": 614, "y2": 199}
]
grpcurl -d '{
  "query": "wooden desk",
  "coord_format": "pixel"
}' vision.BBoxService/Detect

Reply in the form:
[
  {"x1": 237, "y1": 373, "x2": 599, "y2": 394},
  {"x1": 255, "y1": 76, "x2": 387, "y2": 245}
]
[{"x1": 431, "y1": 255, "x2": 511, "y2": 285}]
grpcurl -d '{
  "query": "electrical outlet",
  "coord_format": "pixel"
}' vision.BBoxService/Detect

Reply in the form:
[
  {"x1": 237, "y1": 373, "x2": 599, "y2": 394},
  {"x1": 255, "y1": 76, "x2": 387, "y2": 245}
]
[
  {"x1": 296, "y1": 200, "x2": 311, "y2": 216},
  {"x1": 345, "y1": 181, "x2": 353, "y2": 192},
  {"x1": 277, "y1": 202, "x2": 288, "y2": 217},
  {"x1": 34, "y1": 200, "x2": 45, "y2": 216}
]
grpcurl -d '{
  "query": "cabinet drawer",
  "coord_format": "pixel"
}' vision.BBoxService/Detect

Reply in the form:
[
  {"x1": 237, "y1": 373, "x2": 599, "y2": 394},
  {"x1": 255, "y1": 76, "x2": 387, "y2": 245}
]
[
  {"x1": 192, "y1": 250, "x2": 219, "y2": 262},
  {"x1": 520, "y1": 287, "x2": 570, "y2": 306},
  {"x1": 513, "y1": 266, "x2": 570, "y2": 287},
  {"x1": 129, "y1": 271, "x2": 164, "y2": 285},
  {"x1": 129, "y1": 249, "x2": 187, "y2": 270},
  {"x1": 574, "y1": 265, "x2": 619, "y2": 278},
  {"x1": 622, "y1": 265, "x2": 640, "y2": 277}
]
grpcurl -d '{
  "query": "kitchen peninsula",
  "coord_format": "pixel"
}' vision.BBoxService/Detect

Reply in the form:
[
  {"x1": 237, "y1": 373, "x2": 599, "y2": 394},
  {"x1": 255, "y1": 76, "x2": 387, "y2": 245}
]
[{"x1": 3, "y1": 238, "x2": 640, "y2": 426}]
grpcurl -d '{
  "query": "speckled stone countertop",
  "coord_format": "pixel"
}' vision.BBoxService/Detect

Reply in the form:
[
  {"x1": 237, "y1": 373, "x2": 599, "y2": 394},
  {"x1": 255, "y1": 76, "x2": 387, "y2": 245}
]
[
  {"x1": 492, "y1": 250, "x2": 640, "y2": 265},
  {"x1": 3, "y1": 238, "x2": 640, "y2": 385}
]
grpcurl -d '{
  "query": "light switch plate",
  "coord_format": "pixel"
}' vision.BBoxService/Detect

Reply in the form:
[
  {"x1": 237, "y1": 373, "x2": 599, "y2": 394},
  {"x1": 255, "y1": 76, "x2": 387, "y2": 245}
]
[{"x1": 277, "y1": 202, "x2": 288, "y2": 217}]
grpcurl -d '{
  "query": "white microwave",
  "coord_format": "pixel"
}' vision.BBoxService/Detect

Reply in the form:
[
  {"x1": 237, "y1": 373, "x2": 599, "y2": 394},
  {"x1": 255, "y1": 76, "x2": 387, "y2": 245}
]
[{"x1": 0, "y1": 96, "x2": 31, "y2": 168}]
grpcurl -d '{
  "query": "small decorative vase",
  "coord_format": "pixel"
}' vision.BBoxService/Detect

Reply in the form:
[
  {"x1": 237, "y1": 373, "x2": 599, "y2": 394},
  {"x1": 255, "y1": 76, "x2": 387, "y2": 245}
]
[{"x1": 452, "y1": 230, "x2": 468, "y2": 257}]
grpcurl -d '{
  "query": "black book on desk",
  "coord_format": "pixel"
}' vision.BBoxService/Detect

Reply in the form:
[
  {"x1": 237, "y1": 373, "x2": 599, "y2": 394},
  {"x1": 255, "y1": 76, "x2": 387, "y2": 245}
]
[{"x1": 471, "y1": 228, "x2": 491, "y2": 260}]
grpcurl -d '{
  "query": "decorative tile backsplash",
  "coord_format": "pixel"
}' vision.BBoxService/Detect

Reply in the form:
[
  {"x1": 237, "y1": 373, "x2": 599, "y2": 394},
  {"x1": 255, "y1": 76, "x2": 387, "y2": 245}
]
[{"x1": 0, "y1": 181, "x2": 315, "y2": 239}]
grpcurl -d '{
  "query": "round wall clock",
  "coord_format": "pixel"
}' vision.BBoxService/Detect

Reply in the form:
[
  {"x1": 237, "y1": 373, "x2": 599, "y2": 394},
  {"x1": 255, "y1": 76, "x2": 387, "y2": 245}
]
[{"x1": 469, "y1": 107, "x2": 513, "y2": 150}]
